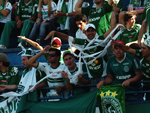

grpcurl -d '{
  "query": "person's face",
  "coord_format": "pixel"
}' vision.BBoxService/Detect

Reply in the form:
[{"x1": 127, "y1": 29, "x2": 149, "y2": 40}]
[
  {"x1": 85, "y1": 27, "x2": 96, "y2": 40},
  {"x1": 113, "y1": 46, "x2": 124, "y2": 60},
  {"x1": 141, "y1": 45, "x2": 150, "y2": 58},
  {"x1": 22, "y1": 56, "x2": 30, "y2": 68},
  {"x1": 126, "y1": 16, "x2": 136, "y2": 26},
  {"x1": 63, "y1": 54, "x2": 75, "y2": 70},
  {"x1": 76, "y1": 20, "x2": 87, "y2": 31},
  {"x1": 47, "y1": 51, "x2": 59, "y2": 64}
]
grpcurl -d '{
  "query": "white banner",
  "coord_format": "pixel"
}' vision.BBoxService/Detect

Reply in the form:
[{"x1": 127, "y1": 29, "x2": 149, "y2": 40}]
[{"x1": 0, "y1": 97, "x2": 20, "y2": 113}]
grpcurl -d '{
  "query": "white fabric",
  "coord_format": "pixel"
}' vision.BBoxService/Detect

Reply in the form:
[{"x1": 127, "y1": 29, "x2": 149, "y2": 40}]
[
  {"x1": 68, "y1": 24, "x2": 124, "y2": 78},
  {"x1": 76, "y1": 29, "x2": 87, "y2": 39},
  {"x1": 37, "y1": 1, "x2": 56, "y2": 19},
  {"x1": 56, "y1": 0, "x2": 75, "y2": 30},
  {"x1": 0, "y1": 2, "x2": 12, "y2": 23},
  {"x1": 18, "y1": 67, "x2": 37, "y2": 93}
]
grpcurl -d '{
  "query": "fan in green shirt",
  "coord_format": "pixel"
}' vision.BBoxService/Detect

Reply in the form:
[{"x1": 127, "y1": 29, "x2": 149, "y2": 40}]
[
  {"x1": 0, "y1": 53, "x2": 20, "y2": 92},
  {"x1": 117, "y1": 11, "x2": 145, "y2": 46},
  {"x1": 110, "y1": 39, "x2": 150, "y2": 100},
  {"x1": 97, "y1": 40, "x2": 143, "y2": 102}
]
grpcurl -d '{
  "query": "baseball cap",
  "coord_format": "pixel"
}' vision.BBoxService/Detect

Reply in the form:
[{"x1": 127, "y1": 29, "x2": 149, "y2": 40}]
[
  {"x1": 143, "y1": 39, "x2": 150, "y2": 48},
  {"x1": 84, "y1": 24, "x2": 96, "y2": 31},
  {"x1": 113, "y1": 40, "x2": 124, "y2": 48},
  {"x1": 51, "y1": 37, "x2": 61, "y2": 50},
  {"x1": 0, "y1": 53, "x2": 8, "y2": 62},
  {"x1": 63, "y1": 51, "x2": 73, "y2": 59}
]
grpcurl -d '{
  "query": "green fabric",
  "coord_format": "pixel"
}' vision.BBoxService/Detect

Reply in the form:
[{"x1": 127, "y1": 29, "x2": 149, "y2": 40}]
[
  {"x1": 18, "y1": 19, "x2": 35, "y2": 42},
  {"x1": 141, "y1": 5, "x2": 150, "y2": 34},
  {"x1": 15, "y1": 0, "x2": 38, "y2": 21},
  {"x1": 82, "y1": 1, "x2": 112, "y2": 35},
  {"x1": 0, "y1": 21, "x2": 19, "y2": 47},
  {"x1": 135, "y1": 49, "x2": 150, "y2": 86},
  {"x1": 0, "y1": 66, "x2": 20, "y2": 85},
  {"x1": 56, "y1": 0, "x2": 67, "y2": 25},
  {"x1": 107, "y1": 53, "x2": 142, "y2": 91},
  {"x1": 74, "y1": 36, "x2": 105, "y2": 78},
  {"x1": 16, "y1": 91, "x2": 38, "y2": 113},
  {"x1": 0, "y1": 1, "x2": 5, "y2": 18},
  {"x1": 96, "y1": 84, "x2": 125, "y2": 113},
  {"x1": 116, "y1": 0, "x2": 124, "y2": 11},
  {"x1": 23, "y1": 90, "x2": 97, "y2": 113},
  {"x1": 117, "y1": 24, "x2": 145, "y2": 44}
]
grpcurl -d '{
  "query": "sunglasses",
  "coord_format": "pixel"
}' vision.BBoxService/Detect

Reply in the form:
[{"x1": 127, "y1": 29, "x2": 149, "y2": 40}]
[{"x1": 47, "y1": 54, "x2": 57, "y2": 57}]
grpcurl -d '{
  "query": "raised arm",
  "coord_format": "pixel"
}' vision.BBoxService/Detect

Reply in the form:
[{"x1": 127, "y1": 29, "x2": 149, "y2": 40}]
[
  {"x1": 111, "y1": 39, "x2": 136, "y2": 56},
  {"x1": 27, "y1": 45, "x2": 51, "y2": 68},
  {"x1": 74, "y1": 0, "x2": 84, "y2": 14},
  {"x1": 45, "y1": 31, "x2": 75, "y2": 43},
  {"x1": 108, "y1": 0, "x2": 115, "y2": 6},
  {"x1": 17, "y1": 36, "x2": 43, "y2": 50}
]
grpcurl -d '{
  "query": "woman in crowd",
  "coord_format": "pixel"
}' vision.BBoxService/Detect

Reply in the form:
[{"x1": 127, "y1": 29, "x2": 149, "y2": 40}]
[
  {"x1": 26, "y1": 0, "x2": 56, "y2": 46},
  {"x1": 0, "y1": 0, "x2": 12, "y2": 37}
]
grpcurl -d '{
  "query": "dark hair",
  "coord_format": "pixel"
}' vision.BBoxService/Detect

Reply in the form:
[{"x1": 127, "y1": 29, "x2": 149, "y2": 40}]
[
  {"x1": 63, "y1": 53, "x2": 74, "y2": 59},
  {"x1": 49, "y1": 48, "x2": 61, "y2": 57},
  {"x1": 2, "y1": 62, "x2": 10, "y2": 67},
  {"x1": 74, "y1": 14, "x2": 87, "y2": 23},
  {"x1": 129, "y1": 43, "x2": 141, "y2": 49},
  {"x1": 124, "y1": 11, "x2": 136, "y2": 22}
]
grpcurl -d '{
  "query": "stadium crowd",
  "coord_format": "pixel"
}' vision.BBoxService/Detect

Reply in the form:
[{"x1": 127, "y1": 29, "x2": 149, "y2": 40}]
[{"x1": 1, "y1": 0, "x2": 150, "y2": 112}]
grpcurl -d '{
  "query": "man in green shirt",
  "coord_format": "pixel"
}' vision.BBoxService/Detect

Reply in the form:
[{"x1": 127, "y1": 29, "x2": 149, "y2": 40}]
[
  {"x1": 111, "y1": 39, "x2": 150, "y2": 100},
  {"x1": 0, "y1": 0, "x2": 38, "y2": 49},
  {"x1": 97, "y1": 40, "x2": 143, "y2": 101},
  {"x1": 62, "y1": 51, "x2": 90, "y2": 96},
  {"x1": 74, "y1": 0, "x2": 115, "y2": 35},
  {"x1": 0, "y1": 53, "x2": 20, "y2": 92},
  {"x1": 117, "y1": 12, "x2": 145, "y2": 45}
]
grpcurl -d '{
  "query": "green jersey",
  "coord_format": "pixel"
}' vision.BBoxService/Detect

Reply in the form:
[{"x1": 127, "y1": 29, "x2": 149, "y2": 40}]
[
  {"x1": 135, "y1": 49, "x2": 150, "y2": 86},
  {"x1": 82, "y1": 1, "x2": 112, "y2": 35},
  {"x1": 107, "y1": 53, "x2": 141, "y2": 91},
  {"x1": 117, "y1": 24, "x2": 142, "y2": 44},
  {"x1": 64, "y1": 63, "x2": 89, "y2": 96},
  {"x1": 115, "y1": 0, "x2": 124, "y2": 11},
  {"x1": 141, "y1": 6, "x2": 150, "y2": 35},
  {"x1": 0, "y1": 66, "x2": 20, "y2": 85},
  {"x1": 15, "y1": 0, "x2": 38, "y2": 21},
  {"x1": 74, "y1": 35, "x2": 106, "y2": 78}
]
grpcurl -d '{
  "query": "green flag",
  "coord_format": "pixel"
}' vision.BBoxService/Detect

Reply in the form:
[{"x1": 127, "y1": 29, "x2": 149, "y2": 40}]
[
  {"x1": 96, "y1": 84, "x2": 125, "y2": 113},
  {"x1": 0, "y1": 1, "x2": 5, "y2": 18},
  {"x1": 56, "y1": 0, "x2": 67, "y2": 25}
]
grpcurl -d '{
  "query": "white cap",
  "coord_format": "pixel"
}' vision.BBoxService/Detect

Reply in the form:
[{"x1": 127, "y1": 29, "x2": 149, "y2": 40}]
[{"x1": 84, "y1": 24, "x2": 96, "y2": 31}]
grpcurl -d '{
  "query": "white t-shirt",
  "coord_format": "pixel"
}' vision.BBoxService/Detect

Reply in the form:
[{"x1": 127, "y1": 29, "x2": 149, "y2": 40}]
[
  {"x1": 0, "y1": 2, "x2": 12, "y2": 23},
  {"x1": 37, "y1": 1, "x2": 56, "y2": 20}
]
